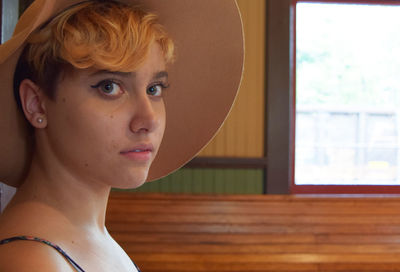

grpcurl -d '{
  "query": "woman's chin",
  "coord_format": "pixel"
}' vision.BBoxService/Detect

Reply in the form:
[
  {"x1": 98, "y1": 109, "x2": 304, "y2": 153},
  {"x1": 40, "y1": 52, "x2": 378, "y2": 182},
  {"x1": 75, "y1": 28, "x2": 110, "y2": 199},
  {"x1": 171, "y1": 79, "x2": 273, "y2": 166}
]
[{"x1": 111, "y1": 171, "x2": 149, "y2": 190}]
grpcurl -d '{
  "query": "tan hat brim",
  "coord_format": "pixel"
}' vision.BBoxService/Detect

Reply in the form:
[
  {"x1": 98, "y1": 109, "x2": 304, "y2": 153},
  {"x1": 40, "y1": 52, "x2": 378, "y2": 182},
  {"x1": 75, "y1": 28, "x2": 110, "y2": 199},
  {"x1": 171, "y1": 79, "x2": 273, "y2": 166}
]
[{"x1": 0, "y1": 0, "x2": 244, "y2": 187}]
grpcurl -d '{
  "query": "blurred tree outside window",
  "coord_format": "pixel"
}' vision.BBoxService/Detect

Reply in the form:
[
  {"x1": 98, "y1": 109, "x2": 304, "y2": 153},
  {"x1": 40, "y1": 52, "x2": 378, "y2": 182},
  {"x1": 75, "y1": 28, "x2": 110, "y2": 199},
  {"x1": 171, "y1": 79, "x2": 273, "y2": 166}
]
[{"x1": 295, "y1": 2, "x2": 400, "y2": 185}]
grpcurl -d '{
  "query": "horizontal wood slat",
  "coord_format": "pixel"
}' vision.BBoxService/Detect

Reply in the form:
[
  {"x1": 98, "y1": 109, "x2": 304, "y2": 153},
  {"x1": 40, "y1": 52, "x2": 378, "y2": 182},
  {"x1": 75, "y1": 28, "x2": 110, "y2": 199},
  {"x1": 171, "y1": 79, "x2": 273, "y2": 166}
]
[{"x1": 106, "y1": 192, "x2": 400, "y2": 271}]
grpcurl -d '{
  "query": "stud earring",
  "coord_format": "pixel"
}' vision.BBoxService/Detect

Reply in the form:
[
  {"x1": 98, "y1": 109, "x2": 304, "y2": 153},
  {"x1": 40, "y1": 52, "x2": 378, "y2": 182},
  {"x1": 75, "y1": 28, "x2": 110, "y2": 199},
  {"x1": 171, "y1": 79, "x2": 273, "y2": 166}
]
[{"x1": 37, "y1": 117, "x2": 44, "y2": 124}]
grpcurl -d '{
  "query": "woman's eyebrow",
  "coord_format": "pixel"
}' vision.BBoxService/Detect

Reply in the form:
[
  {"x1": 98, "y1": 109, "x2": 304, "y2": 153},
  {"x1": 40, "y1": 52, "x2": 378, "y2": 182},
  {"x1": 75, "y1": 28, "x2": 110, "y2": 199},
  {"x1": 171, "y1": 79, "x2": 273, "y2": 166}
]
[
  {"x1": 90, "y1": 70, "x2": 133, "y2": 77},
  {"x1": 154, "y1": 71, "x2": 168, "y2": 80},
  {"x1": 89, "y1": 70, "x2": 168, "y2": 80}
]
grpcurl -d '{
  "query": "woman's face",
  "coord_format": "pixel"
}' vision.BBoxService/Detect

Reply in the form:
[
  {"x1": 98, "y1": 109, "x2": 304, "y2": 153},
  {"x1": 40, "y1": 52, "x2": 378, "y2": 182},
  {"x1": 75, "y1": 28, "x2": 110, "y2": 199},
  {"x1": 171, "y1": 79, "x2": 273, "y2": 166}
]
[{"x1": 41, "y1": 43, "x2": 167, "y2": 189}]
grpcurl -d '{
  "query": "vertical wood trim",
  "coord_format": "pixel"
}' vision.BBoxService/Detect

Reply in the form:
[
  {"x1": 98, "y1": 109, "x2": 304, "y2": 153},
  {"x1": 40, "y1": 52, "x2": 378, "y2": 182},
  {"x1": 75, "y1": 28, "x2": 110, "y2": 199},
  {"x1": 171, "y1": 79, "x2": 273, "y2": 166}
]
[
  {"x1": 266, "y1": 0, "x2": 293, "y2": 194},
  {"x1": 0, "y1": 0, "x2": 2, "y2": 212},
  {"x1": 1, "y1": 0, "x2": 18, "y2": 42},
  {"x1": 0, "y1": 0, "x2": 19, "y2": 213}
]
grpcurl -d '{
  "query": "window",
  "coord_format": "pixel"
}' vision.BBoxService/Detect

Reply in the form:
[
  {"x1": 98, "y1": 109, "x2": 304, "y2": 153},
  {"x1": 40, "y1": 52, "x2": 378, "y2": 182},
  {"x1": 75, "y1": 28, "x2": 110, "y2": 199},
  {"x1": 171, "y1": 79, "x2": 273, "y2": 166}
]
[{"x1": 292, "y1": 0, "x2": 400, "y2": 193}]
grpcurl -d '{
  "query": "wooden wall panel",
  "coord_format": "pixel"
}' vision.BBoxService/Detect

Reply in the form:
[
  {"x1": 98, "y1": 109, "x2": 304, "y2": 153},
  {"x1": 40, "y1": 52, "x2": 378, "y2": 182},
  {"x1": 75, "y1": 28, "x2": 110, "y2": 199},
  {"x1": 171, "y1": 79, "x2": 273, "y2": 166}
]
[
  {"x1": 199, "y1": 0, "x2": 266, "y2": 158},
  {"x1": 124, "y1": 168, "x2": 264, "y2": 194}
]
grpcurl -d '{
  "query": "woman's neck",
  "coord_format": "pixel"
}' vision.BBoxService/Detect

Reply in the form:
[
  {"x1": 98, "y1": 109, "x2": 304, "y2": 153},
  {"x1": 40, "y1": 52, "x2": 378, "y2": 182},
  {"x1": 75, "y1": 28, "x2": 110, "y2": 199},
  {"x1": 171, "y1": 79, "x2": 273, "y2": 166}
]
[{"x1": 5, "y1": 154, "x2": 111, "y2": 236}]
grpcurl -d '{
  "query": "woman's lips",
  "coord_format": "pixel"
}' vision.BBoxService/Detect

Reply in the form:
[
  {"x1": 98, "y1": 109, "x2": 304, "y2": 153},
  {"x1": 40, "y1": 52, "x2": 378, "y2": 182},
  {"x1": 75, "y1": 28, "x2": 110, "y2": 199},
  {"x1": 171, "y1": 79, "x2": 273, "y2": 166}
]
[{"x1": 120, "y1": 144, "x2": 153, "y2": 162}]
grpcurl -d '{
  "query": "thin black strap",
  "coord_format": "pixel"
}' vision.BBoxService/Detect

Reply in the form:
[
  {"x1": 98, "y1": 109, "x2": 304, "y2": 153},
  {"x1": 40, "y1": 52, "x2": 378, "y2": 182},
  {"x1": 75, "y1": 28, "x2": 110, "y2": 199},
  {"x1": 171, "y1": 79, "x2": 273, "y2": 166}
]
[
  {"x1": 0, "y1": 236, "x2": 85, "y2": 272},
  {"x1": 0, "y1": 236, "x2": 141, "y2": 271}
]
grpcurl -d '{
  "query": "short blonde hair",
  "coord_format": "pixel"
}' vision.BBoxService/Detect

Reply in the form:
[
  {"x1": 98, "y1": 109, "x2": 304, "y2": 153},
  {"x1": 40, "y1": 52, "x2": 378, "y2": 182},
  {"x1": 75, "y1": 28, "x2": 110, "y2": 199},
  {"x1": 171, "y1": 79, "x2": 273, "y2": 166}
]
[{"x1": 14, "y1": 0, "x2": 174, "y2": 100}]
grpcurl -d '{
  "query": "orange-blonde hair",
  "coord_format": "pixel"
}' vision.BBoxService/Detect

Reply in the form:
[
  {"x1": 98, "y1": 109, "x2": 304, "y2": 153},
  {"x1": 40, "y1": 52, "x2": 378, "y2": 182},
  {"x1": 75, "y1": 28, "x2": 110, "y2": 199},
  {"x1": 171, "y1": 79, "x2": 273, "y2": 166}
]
[{"x1": 14, "y1": 0, "x2": 174, "y2": 100}]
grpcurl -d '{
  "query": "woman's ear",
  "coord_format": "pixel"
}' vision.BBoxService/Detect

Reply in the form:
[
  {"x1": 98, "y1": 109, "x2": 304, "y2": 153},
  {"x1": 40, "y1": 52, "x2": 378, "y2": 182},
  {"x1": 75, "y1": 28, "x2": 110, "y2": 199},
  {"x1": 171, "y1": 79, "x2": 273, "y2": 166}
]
[{"x1": 19, "y1": 79, "x2": 48, "y2": 128}]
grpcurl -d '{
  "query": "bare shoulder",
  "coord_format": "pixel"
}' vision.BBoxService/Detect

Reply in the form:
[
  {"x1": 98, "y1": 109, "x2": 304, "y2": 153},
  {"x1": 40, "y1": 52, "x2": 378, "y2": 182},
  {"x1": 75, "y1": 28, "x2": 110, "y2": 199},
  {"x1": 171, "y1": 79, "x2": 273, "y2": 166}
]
[{"x1": 0, "y1": 238, "x2": 76, "y2": 272}]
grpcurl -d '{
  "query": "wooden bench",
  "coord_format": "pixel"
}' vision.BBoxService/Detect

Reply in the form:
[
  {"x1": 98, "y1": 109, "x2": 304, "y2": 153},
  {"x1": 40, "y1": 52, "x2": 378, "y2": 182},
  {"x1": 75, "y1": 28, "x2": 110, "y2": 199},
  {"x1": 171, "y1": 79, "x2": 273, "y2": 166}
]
[{"x1": 106, "y1": 192, "x2": 400, "y2": 272}]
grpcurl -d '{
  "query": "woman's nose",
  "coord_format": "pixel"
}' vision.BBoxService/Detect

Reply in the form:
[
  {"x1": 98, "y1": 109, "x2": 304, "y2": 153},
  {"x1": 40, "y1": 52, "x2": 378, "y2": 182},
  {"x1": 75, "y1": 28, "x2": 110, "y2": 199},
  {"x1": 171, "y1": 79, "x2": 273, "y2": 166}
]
[{"x1": 129, "y1": 96, "x2": 158, "y2": 134}]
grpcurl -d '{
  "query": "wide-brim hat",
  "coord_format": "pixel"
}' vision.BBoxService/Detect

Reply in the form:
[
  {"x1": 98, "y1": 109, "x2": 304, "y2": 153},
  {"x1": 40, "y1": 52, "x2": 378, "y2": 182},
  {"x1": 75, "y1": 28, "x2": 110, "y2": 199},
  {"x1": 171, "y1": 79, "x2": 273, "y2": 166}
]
[{"x1": 0, "y1": 0, "x2": 244, "y2": 188}]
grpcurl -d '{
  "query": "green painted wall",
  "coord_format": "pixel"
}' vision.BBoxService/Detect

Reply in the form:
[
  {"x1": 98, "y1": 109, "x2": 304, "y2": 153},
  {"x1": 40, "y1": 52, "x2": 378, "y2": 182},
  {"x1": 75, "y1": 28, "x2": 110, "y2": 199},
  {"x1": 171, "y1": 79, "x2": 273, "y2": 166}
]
[{"x1": 121, "y1": 168, "x2": 264, "y2": 194}]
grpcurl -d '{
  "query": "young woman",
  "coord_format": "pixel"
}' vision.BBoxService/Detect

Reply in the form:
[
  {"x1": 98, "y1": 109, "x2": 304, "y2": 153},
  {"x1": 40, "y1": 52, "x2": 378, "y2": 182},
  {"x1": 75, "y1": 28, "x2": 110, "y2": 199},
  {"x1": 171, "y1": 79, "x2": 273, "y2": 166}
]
[{"x1": 0, "y1": 0, "x2": 243, "y2": 271}]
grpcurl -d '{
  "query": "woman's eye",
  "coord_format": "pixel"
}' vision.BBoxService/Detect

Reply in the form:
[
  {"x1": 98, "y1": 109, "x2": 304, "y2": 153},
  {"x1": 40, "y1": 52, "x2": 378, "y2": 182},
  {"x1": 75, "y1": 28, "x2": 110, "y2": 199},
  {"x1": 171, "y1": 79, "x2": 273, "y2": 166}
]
[
  {"x1": 147, "y1": 84, "x2": 167, "y2": 97},
  {"x1": 91, "y1": 80, "x2": 123, "y2": 97}
]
